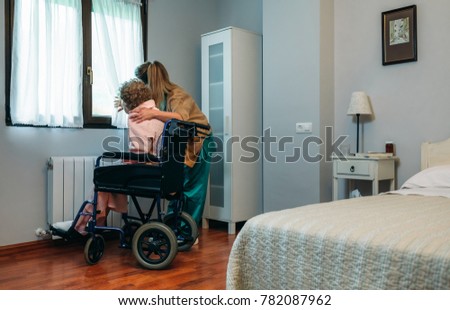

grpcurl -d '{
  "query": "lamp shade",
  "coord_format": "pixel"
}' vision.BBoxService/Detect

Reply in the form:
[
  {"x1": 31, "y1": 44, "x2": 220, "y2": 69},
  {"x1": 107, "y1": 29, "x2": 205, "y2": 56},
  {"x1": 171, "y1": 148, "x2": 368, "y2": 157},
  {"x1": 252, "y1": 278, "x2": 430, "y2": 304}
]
[{"x1": 347, "y1": 91, "x2": 372, "y2": 115}]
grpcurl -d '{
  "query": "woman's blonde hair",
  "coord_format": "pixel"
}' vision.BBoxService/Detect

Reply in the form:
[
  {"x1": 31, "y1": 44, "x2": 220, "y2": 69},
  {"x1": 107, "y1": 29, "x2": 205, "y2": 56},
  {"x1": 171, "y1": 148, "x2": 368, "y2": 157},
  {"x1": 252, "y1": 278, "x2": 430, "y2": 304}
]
[
  {"x1": 118, "y1": 78, "x2": 152, "y2": 112},
  {"x1": 134, "y1": 61, "x2": 178, "y2": 107}
]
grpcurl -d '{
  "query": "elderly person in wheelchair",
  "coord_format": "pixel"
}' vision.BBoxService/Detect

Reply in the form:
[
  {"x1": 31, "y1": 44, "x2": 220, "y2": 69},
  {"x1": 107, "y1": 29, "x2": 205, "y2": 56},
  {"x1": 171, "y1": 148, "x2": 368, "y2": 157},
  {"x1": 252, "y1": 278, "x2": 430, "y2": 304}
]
[
  {"x1": 51, "y1": 78, "x2": 209, "y2": 269},
  {"x1": 74, "y1": 78, "x2": 164, "y2": 235}
]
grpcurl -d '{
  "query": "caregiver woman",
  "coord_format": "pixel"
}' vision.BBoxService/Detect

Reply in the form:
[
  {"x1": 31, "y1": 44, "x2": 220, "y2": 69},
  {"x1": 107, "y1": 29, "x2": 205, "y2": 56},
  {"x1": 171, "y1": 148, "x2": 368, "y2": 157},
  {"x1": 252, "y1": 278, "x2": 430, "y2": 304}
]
[{"x1": 130, "y1": 61, "x2": 213, "y2": 230}]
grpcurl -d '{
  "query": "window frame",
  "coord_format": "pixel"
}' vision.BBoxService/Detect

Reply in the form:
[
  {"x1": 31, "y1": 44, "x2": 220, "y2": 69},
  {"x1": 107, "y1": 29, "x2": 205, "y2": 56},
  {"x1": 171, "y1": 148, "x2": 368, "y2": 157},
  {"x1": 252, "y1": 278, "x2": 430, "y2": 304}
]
[{"x1": 4, "y1": 0, "x2": 148, "y2": 129}]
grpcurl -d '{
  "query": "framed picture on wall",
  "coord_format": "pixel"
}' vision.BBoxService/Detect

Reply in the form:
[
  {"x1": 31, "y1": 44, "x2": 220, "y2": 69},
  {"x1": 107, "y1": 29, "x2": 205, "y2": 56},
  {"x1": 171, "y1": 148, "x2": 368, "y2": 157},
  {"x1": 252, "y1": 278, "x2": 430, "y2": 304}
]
[{"x1": 382, "y1": 5, "x2": 417, "y2": 65}]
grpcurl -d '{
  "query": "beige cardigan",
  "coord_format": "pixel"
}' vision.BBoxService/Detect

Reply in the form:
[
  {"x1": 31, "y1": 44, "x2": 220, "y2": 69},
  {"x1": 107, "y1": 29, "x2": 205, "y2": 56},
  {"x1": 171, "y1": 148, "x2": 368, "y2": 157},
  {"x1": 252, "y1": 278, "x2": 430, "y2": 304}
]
[{"x1": 166, "y1": 87, "x2": 212, "y2": 168}]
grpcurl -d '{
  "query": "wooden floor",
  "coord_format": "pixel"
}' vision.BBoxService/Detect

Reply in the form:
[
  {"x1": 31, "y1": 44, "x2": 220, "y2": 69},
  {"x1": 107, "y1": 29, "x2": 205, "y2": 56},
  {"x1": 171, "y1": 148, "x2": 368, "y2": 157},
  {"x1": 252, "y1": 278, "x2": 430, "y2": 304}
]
[{"x1": 0, "y1": 224, "x2": 237, "y2": 290}]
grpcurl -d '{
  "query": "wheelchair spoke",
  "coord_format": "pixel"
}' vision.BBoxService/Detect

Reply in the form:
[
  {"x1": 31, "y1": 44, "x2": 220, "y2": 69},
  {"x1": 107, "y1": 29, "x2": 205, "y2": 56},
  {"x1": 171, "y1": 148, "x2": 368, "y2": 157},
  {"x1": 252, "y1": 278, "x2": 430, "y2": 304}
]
[
  {"x1": 132, "y1": 222, "x2": 178, "y2": 269},
  {"x1": 164, "y1": 212, "x2": 198, "y2": 251},
  {"x1": 137, "y1": 230, "x2": 171, "y2": 264}
]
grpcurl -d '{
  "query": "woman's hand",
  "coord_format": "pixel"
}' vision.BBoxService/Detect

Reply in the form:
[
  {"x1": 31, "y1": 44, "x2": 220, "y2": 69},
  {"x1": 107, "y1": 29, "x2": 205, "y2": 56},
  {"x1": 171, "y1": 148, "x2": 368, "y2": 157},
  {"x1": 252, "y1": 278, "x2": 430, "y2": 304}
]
[
  {"x1": 113, "y1": 97, "x2": 124, "y2": 112},
  {"x1": 129, "y1": 106, "x2": 183, "y2": 123},
  {"x1": 128, "y1": 106, "x2": 158, "y2": 123}
]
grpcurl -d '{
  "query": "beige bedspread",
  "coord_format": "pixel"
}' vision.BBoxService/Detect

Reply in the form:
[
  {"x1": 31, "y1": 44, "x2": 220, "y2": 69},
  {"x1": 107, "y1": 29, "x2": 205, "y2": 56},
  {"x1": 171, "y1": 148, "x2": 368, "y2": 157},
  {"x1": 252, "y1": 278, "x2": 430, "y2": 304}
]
[{"x1": 226, "y1": 194, "x2": 450, "y2": 289}]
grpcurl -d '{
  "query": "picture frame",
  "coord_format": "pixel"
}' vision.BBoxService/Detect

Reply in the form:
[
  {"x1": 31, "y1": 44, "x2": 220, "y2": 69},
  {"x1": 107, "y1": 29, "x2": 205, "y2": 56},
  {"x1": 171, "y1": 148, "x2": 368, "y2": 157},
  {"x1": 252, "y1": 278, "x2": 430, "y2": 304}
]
[{"x1": 382, "y1": 5, "x2": 417, "y2": 65}]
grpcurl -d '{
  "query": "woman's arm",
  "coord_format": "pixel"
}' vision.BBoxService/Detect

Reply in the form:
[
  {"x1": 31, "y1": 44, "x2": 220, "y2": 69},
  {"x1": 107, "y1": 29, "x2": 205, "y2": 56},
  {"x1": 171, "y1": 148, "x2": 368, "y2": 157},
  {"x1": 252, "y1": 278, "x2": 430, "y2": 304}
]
[{"x1": 129, "y1": 106, "x2": 183, "y2": 123}]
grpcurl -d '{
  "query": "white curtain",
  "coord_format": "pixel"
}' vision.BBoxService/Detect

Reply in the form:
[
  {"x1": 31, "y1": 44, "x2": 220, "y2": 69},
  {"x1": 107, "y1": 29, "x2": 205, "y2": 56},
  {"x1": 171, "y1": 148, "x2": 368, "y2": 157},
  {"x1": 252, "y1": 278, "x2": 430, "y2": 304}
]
[
  {"x1": 10, "y1": 0, "x2": 83, "y2": 128},
  {"x1": 92, "y1": 0, "x2": 144, "y2": 128}
]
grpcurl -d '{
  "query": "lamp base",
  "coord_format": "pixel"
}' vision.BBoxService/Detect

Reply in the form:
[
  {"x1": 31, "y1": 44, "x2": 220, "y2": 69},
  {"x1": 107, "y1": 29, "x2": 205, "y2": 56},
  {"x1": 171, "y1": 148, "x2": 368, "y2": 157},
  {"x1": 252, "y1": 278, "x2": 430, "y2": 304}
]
[{"x1": 356, "y1": 113, "x2": 360, "y2": 153}]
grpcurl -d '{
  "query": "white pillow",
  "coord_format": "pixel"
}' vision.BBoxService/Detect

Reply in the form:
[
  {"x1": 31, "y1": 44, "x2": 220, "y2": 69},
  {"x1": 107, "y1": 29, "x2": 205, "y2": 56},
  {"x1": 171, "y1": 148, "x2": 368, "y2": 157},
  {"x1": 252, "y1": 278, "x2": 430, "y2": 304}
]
[{"x1": 401, "y1": 164, "x2": 450, "y2": 189}]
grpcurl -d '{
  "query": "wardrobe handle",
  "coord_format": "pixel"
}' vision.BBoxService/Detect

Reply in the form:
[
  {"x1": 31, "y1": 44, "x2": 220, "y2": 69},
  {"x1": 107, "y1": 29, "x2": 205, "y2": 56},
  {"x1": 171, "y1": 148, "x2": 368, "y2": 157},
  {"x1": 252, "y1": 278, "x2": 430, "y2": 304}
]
[{"x1": 225, "y1": 115, "x2": 230, "y2": 136}]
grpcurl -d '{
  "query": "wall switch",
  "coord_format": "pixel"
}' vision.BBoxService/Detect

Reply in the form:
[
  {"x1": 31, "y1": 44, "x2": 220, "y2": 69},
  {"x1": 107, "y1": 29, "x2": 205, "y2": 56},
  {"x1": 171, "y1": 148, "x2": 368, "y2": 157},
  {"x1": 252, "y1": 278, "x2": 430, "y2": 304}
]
[{"x1": 296, "y1": 122, "x2": 312, "y2": 134}]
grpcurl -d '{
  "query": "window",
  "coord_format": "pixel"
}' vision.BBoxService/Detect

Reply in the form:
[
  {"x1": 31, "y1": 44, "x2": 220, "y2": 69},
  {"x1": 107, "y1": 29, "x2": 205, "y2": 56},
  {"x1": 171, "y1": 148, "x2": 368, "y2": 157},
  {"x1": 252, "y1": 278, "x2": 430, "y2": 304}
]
[{"x1": 5, "y1": 0, "x2": 148, "y2": 128}]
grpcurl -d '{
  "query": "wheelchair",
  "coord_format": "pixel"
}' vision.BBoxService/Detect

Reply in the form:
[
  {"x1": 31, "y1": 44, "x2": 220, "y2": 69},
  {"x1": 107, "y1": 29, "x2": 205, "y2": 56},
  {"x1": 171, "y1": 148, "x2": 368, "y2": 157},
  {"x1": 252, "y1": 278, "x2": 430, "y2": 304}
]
[{"x1": 50, "y1": 119, "x2": 208, "y2": 270}]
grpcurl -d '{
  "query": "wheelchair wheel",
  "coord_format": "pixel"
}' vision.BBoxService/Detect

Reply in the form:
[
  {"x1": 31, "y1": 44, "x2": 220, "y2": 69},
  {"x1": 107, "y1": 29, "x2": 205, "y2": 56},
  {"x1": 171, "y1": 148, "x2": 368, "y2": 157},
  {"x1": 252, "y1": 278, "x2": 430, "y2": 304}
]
[
  {"x1": 122, "y1": 221, "x2": 141, "y2": 246},
  {"x1": 84, "y1": 234, "x2": 105, "y2": 265},
  {"x1": 132, "y1": 222, "x2": 178, "y2": 270},
  {"x1": 164, "y1": 211, "x2": 198, "y2": 251}
]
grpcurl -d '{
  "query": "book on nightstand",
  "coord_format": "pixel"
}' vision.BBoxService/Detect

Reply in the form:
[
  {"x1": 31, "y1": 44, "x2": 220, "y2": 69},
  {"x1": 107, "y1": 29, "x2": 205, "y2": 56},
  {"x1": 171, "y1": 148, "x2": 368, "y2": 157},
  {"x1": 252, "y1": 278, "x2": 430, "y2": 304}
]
[{"x1": 355, "y1": 152, "x2": 394, "y2": 159}]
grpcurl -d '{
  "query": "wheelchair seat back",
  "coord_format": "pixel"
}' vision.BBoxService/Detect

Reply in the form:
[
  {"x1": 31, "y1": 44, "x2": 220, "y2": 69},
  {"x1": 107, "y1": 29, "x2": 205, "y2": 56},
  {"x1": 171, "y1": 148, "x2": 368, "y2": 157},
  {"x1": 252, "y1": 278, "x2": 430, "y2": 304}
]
[
  {"x1": 158, "y1": 120, "x2": 192, "y2": 198},
  {"x1": 93, "y1": 119, "x2": 198, "y2": 199}
]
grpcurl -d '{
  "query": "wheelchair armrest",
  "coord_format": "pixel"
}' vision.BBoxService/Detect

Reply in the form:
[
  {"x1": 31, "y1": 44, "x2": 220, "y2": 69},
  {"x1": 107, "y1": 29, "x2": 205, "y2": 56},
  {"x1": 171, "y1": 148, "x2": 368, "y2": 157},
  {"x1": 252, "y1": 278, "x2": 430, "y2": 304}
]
[
  {"x1": 101, "y1": 152, "x2": 159, "y2": 163},
  {"x1": 167, "y1": 119, "x2": 211, "y2": 137}
]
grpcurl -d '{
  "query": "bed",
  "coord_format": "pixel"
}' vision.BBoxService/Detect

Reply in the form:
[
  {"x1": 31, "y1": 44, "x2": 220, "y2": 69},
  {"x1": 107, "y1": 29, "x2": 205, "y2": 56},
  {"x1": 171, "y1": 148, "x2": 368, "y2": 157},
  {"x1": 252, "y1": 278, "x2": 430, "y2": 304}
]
[{"x1": 227, "y1": 138, "x2": 450, "y2": 289}]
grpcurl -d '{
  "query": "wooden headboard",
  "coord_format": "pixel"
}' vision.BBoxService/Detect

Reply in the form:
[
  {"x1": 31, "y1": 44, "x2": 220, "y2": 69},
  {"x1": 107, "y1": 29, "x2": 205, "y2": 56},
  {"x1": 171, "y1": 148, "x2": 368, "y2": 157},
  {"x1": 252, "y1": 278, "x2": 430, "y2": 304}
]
[{"x1": 421, "y1": 138, "x2": 450, "y2": 170}]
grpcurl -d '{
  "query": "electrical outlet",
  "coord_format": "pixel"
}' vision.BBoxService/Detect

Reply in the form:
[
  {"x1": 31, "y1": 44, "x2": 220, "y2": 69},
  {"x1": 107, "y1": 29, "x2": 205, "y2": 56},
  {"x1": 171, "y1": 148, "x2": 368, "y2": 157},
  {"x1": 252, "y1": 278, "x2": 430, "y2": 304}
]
[{"x1": 296, "y1": 122, "x2": 312, "y2": 134}]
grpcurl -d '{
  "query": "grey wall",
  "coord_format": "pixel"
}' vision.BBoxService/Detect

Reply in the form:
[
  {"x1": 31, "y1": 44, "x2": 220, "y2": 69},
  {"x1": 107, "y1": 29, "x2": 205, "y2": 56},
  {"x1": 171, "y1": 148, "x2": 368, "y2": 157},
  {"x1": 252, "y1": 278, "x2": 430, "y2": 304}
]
[
  {"x1": 334, "y1": 0, "x2": 450, "y2": 197},
  {"x1": 263, "y1": 0, "x2": 450, "y2": 206},
  {"x1": 146, "y1": 0, "x2": 262, "y2": 109},
  {"x1": 146, "y1": 0, "x2": 218, "y2": 108},
  {"x1": 262, "y1": 0, "x2": 334, "y2": 212},
  {"x1": 216, "y1": 0, "x2": 262, "y2": 34}
]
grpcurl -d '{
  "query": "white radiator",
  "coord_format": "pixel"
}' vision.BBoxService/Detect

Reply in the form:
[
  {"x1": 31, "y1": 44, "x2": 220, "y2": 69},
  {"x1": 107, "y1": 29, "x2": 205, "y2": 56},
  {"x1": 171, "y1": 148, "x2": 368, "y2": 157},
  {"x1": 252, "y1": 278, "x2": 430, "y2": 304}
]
[{"x1": 47, "y1": 156, "x2": 123, "y2": 230}]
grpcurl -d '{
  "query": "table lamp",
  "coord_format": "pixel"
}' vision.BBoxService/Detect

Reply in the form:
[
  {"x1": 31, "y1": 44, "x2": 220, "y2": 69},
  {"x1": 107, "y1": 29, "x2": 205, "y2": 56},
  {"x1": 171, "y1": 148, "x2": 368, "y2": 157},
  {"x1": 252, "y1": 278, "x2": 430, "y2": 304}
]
[{"x1": 347, "y1": 91, "x2": 373, "y2": 153}]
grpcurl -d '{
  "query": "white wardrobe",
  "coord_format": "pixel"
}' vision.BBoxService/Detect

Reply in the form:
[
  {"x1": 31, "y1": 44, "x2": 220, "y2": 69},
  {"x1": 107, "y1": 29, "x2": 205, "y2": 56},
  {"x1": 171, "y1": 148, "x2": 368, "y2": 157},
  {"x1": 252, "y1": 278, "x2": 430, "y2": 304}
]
[{"x1": 201, "y1": 27, "x2": 262, "y2": 234}]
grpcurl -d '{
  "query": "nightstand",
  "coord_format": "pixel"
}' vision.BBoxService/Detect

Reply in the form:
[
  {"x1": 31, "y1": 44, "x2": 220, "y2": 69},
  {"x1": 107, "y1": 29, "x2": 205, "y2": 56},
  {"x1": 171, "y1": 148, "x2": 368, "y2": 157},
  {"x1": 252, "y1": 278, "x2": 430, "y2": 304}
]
[{"x1": 332, "y1": 155, "x2": 396, "y2": 200}]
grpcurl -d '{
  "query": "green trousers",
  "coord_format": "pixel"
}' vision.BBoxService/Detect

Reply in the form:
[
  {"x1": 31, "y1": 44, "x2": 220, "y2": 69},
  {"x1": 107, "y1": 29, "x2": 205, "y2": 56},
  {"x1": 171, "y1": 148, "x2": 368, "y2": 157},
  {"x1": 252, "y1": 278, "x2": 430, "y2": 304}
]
[{"x1": 169, "y1": 135, "x2": 214, "y2": 227}]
